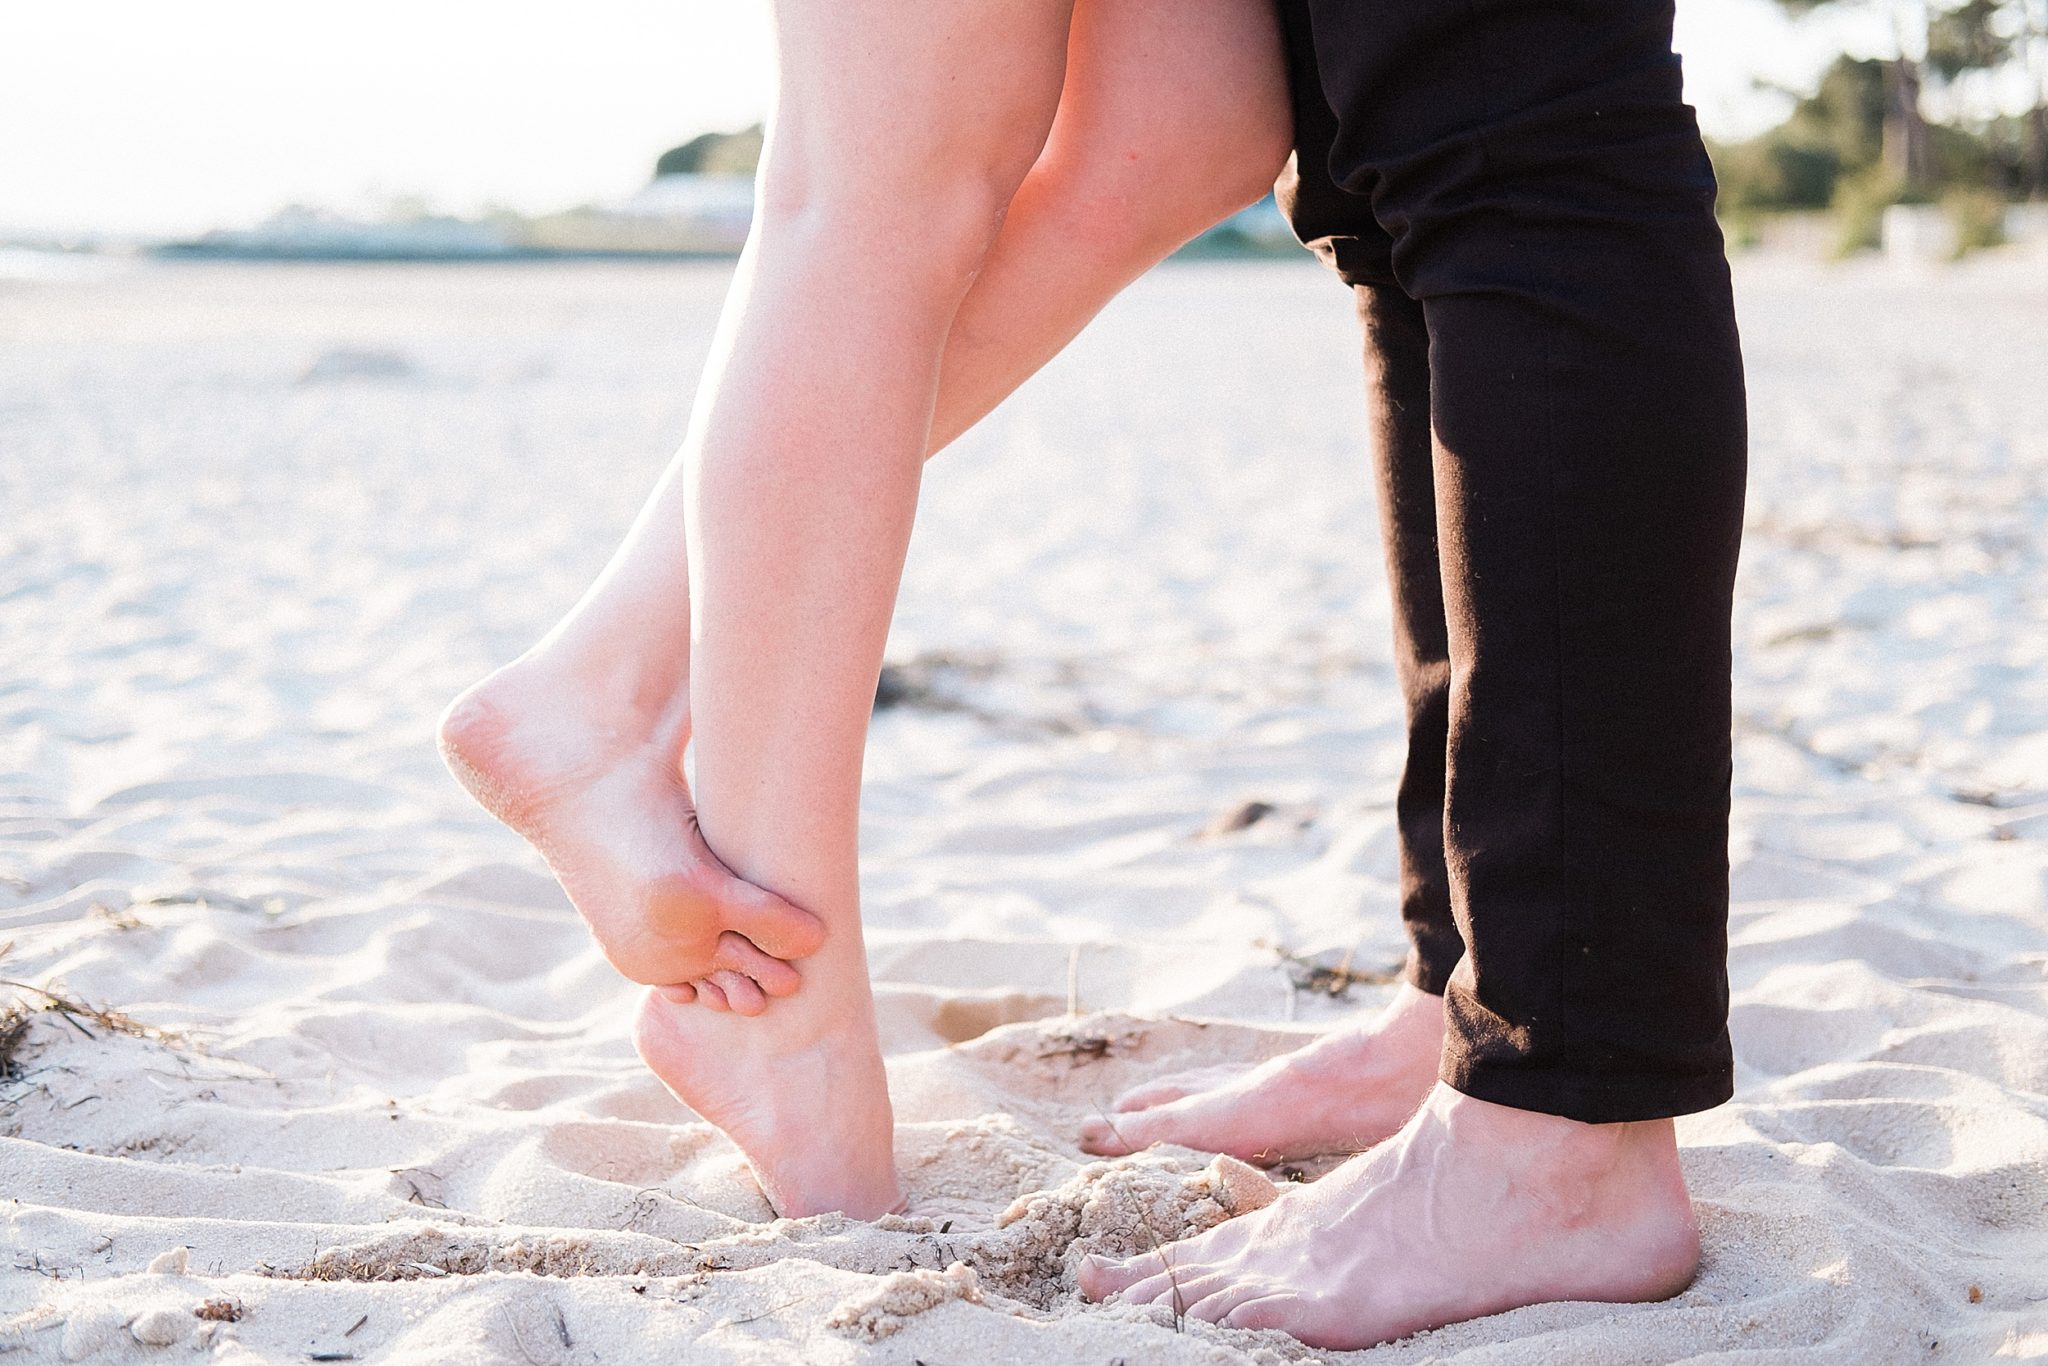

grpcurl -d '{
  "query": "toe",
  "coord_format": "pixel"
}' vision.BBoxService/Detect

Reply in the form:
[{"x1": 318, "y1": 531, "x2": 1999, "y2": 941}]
[
  {"x1": 1187, "y1": 1280, "x2": 1271, "y2": 1324},
  {"x1": 1222, "y1": 1294, "x2": 1303, "y2": 1334},
  {"x1": 1160, "y1": 1269, "x2": 1237, "y2": 1311},
  {"x1": 694, "y1": 978, "x2": 731, "y2": 1012},
  {"x1": 1078, "y1": 1108, "x2": 1167, "y2": 1156},
  {"x1": 655, "y1": 983, "x2": 697, "y2": 1005},
  {"x1": 1113, "y1": 1065, "x2": 1242, "y2": 1113},
  {"x1": 710, "y1": 970, "x2": 767, "y2": 1016},
  {"x1": 714, "y1": 932, "x2": 801, "y2": 997},
  {"x1": 1077, "y1": 1117, "x2": 1134, "y2": 1155},
  {"x1": 686, "y1": 837, "x2": 827, "y2": 960},
  {"x1": 727, "y1": 889, "x2": 827, "y2": 960},
  {"x1": 1077, "y1": 1252, "x2": 1159, "y2": 1300},
  {"x1": 1118, "y1": 1267, "x2": 1191, "y2": 1310},
  {"x1": 1111, "y1": 1079, "x2": 1198, "y2": 1112}
]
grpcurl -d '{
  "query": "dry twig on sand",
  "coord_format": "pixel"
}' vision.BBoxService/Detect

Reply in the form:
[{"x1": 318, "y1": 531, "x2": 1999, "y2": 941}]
[
  {"x1": 1257, "y1": 940, "x2": 1399, "y2": 999},
  {"x1": 0, "y1": 1003, "x2": 31, "y2": 1081},
  {"x1": 1038, "y1": 1031, "x2": 1114, "y2": 1066},
  {"x1": 0, "y1": 978, "x2": 178, "y2": 1057}
]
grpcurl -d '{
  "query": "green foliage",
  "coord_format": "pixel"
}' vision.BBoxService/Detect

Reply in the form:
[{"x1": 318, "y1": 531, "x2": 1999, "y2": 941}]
[
  {"x1": 1766, "y1": 0, "x2": 2047, "y2": 199},
  {"x1": 654, "y1": 126, "x2": 764, "y2": 179},
  {"x1": 1711, "y1": 57, "x2": 1888, "y2": 214},
  {"x1": 1944, "y1": 187, "x2": 2008, "y2": 255},
  {"x1": 1926, "y1": 0, "x2": 2014, "y2": 81},
  {"x1": 1712, "y1": 26, "x2": 2043, "y2": 251},
  {"x1": 1831, "y1": 164, "x2": 1904, "y2": 255},
  {"x1": 1930, "y1": 121, "x2": 1999, "y2": 192}
]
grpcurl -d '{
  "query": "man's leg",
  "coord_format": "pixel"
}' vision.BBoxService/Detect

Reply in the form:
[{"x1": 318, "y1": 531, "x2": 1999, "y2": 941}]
[
  {"x1": 1081, "y1": 0, "x2": 1747, "y2": 1345},
  {"x1": 1075, "y1": 286, "x2": 1461, "y2": 1163},
  {"x1": 1080, "y1": 0, "x2": 1460, "y2": 1163},
  {"x1": 1355, "y1": 0, "x2": 1748, "y2": 1124}
]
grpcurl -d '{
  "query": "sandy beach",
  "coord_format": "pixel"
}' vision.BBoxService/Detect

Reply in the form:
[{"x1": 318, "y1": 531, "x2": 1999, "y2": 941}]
[{"x1": 3, "y1": 250, "x2": 2046, "y2": 1362}]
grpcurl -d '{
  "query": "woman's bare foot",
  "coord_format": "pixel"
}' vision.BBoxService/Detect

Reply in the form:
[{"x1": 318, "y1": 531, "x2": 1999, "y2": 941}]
[
  {"x1": 1079, "y1": 983, "x2": 1446, "y2": 1163},
  {"x1": 438, "y1": 656, "x2": 825, "y2": 1007},
  {"x1": 632, "y1": 986, "x2": 903, "y2": 1218},
  {"x1": 1079, "y1": 1082, "x2": 1700, "y2": 1349}
]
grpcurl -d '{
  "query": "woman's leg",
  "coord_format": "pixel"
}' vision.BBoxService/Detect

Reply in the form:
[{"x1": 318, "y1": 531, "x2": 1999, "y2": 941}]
[
  {"x1": 926, "y1": 0, "x2": 1292, "y2": 452},
  {"x1": 441, "y1": 0, "x2": 1291, "y2": 1014},
  {"x1": 672, "y1": 0, "x2": 1292, "y2": 1008},
  {"x1": 628, "y1": 0, "x2": 1082, "y2": 1219}
]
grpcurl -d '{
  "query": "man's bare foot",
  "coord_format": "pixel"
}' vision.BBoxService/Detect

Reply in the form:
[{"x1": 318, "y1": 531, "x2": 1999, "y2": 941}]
[
  {"x1": 1078, "y1": 1082, "x2": 1701, "y2": 1349},
  {"x1": 438, "y1": 656, "x2": 825, "y2": 1008},
  {"x1": 633, "y1": 986, "x2": 903, "y2": 1218},
  {"x1": 1079, "y1": 983, "x2": 1446, "y2": 1164}
]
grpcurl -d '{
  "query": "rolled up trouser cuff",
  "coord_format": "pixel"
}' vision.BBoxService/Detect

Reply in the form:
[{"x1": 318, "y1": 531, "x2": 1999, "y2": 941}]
[{"x1": 1442, "y1": 1050, "x2": 1735, "y2": 1125}]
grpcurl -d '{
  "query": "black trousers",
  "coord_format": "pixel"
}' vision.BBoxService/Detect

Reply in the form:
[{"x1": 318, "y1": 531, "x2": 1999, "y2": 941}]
[{"x1": 1274, "y1": 0, "x2": 1749, "y2": 1122}]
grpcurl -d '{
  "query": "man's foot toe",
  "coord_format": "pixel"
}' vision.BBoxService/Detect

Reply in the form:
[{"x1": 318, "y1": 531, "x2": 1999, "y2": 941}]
[
  {"x1": 1109, "y1": 1079, "x2": 1196, "y2": 1111},
  {"x1": 1187, "y1": 1281, "x2": 1271, "y2": 1324},
  {"x1": 1165, "y1": 1270, "x2": 1242, "y2": 1316},
  {"x1": 1080, "y1": 1101, "x2": 1200, "y2": 1156},
  {"x1": 1221, "y1": 1293, "x2": 1300, "y2": 1333},
  {"x1": 1077, "y1": 1118, "x2": 1134, "y2": 1155},
  {"x1": 1118, "y1": 1266, "x2": 1191, "y2": 1308},
  {"x1": 1077, "y1": 1252, "x2": 1155, "y2": 1300},
  {"x1": 1110, "y1": 1064, "x2": 1240, "y2": 1113}
]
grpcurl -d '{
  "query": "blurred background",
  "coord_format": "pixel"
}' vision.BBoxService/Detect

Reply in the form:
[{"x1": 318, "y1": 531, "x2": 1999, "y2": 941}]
[{"x1": 5, "y1": 0, "x2": 2044, "y2": 263}]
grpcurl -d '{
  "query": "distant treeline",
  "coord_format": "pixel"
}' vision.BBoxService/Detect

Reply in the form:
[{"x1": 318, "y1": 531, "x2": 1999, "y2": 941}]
[
  {"x1": 656, "y1": 126, "x2": 763, "y2": 178},
  {"x1": 1709, "y1": 0, "x2": 2047, "y2": 253},
  {"x1": 660, "y1": 1, "x2": 2048, "y2": 259}
]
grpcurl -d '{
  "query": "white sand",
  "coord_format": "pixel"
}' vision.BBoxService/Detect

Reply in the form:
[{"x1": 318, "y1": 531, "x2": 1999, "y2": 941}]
[{"x1": 3, "y1": 250, "x2": 2046, "y2": 1363}]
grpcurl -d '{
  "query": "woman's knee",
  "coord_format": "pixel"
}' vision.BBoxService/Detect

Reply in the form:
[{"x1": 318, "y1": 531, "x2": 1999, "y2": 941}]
[
  {"x1": 754, "y1": 136, "x2": 1029, "y2": 271},
  {"x1": 1039, "y1": 107, "x2": 1292, "y2": 262},
  {"x1": 1038, "y1": 0, "x2": 1294, "y2": 257},
  {"x1": 755, "y1": 1, "x2": 1072, "y2": 274}
]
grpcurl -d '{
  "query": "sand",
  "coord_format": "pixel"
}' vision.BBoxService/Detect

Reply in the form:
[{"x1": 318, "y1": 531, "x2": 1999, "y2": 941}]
[{"x1": 2, "y1": 248, "x2": 2046, "y2": 1363}]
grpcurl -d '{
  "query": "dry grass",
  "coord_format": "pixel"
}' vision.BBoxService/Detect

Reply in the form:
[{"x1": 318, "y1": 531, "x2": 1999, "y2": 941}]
[
  {"x1": 1037, "y1": 1031, "x2": 1114, "y2": 1067},
  {"x1": 0, "y1": 1001, "x2": 30, "y2": 1082},
  {"x1": 0, "y1": 948, "x2": 182, "y2": 1088},
  {"x1": 0, "y1": 978, "x2": 178, "y2": 1050},
  {"x1": 1258, "y1": 940, "x2": 1400, "y2": 999},
  {"x1": 1088, "y1": 1106, "x2": 1190, "y2": 1333}
]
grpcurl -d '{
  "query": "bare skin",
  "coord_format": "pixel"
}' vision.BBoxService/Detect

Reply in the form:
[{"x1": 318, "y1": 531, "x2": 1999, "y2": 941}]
[
  {"x1": 439, "y1": 659, "x2": 818, "y2": 1010},
  {"x1": 439, "y1": 0, "x2": 1291, "y2": 1023},
  {"x1": 665, "y1": 0, "x2": 1082, "y2": 1221},
  {"x1": 1080, "y1": 982, "x2": 1447, "y2": 1164},
  {"x1": 1078, "y1": 1082, "x2": 1702, "y2": 1350},
  {"x1": 440, "y1": 0, "x2": 1289, "y2": 1218},
  {"x1": 631, "y1": 984, "x2": 900, "y2": 1218}
]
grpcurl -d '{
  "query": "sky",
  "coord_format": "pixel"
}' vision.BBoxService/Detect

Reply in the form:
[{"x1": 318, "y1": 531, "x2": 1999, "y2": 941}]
[{"x1": 1, "y1": 0, "x2": 1858, "y2": 239}]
